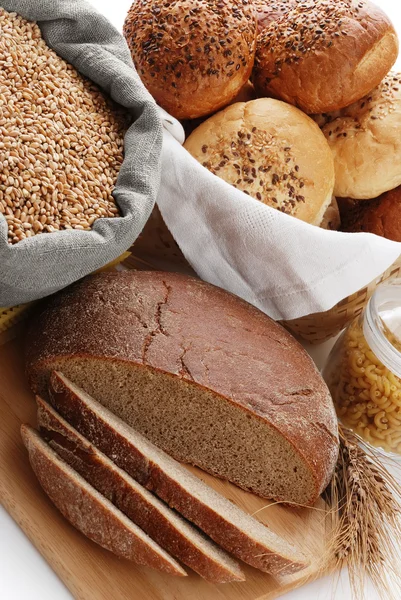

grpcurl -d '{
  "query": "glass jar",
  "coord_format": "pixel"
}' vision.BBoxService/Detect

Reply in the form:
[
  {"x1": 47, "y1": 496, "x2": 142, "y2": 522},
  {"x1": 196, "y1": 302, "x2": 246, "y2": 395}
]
[{"x1": 323, "y1": 280, "x2": 401, "y2": 456}]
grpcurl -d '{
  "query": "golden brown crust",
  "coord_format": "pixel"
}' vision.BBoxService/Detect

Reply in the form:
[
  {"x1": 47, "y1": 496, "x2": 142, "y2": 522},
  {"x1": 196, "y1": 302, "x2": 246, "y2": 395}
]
[
  {"x1": 184, "y1": 99, "x2": 335, "y2": 225},
  {"x1": 252, "y1": 0, "x2": 297, "y2": 32},
  {"x1": 315, "y1": 73, "x2": 401, "y2": 199},
  {"x1": 340, "y1": 187, "x2": 401, "y2": 242},
  {"x1": 20, "y1": 425, "x2": 187, "y2": 576},
  {"x1": 182, "y1": 80, "x2": 257, "y2": 137},
  {"x1": 123, "y1": 0, "x2": 257, "y2": 120},
  {"x1": 26, "y1": 271, "x2": 339, "y2": 505},
  {"x1": 253, "y1": 0, "x2": 398, "y2": 114}
]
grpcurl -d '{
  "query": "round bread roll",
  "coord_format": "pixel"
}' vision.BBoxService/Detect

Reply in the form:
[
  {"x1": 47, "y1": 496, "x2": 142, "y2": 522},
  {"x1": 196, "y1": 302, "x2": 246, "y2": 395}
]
[
  {"x1": 340, "y1": 187, "x2": 401, "y2": 242},
  {"x1": 123, "y1": 0, "x2": 257, "y2": 120},
  {"x1": 316, "y1": 73, "x2": 401, "y2": 199},
  {"x1": 184, "y1": 98, "x2": 335, "y2": 226},
  {"x1": 253, "y1": 0, "x2": 297, "y2": 32},
  {"x1": 253, "y1": 0, "x2": 398, "y2": 114}
]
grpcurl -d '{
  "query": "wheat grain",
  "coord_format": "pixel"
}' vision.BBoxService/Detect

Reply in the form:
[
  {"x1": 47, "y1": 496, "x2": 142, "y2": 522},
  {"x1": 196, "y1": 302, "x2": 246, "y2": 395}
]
[{"x1": 0, "y1": 9, "x2": 129, "y2": 244}]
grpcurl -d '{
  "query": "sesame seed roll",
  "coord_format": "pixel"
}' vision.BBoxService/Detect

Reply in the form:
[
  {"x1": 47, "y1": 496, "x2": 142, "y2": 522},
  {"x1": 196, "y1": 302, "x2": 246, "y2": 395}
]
[
  {"x1": 184, "y1": 98, "x2": 335, "y2": 226},
  {"x1": 123, "y1": 0, "x2": 257, "y2": 120},
  {"x1": 253, "y1": 0, "x2": 398, "y2": 115},
  {"x1": 314, "y1": 73, "x2": 401, "y2": 200}
]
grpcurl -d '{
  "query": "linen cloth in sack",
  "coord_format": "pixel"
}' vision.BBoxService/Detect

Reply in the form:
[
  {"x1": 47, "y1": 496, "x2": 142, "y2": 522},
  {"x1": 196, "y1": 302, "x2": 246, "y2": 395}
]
[
  {"x1": 157, "y1": 118, "x2": 401, "y2": 322},
  {"x1": 0, "y1": 0, "x2": 162, "y2": 307}
]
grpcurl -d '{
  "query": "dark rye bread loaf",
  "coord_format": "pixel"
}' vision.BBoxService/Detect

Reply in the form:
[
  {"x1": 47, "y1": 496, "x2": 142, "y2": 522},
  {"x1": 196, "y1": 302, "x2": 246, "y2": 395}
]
[
  {"x1": 26, "y1": 271, "x2": 339, "y2": 506},
  {"x1": 21, "y1": 425, "x2": 186, "y2": 577},
  {"x1": 46, "y1": 372, "x2": 308, "y2": 575},
  {"x1": 36, "y1": 396, "x2": 245, "y2": 583}
]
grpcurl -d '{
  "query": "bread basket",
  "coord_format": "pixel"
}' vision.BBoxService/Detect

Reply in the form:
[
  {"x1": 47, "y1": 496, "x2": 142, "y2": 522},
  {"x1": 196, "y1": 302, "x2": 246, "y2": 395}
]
[
  {"x1": 128, "y1": 206, "x2": 401, "y2": 345},
  {"x1": 282, "y1": 256, "x2": 401, "y2": 343}
]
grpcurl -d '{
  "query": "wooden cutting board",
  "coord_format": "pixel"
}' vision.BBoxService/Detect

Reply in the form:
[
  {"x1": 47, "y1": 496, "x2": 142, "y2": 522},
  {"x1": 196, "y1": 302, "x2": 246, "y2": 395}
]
[{"x1": 0, "y1": 334, "x2": 333, "y2": 600}]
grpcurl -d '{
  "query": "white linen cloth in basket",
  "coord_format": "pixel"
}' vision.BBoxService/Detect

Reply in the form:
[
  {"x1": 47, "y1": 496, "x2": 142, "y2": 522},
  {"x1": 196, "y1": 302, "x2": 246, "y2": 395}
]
[{"x1": 156, "y1": 110, "x2": 401, "y2": 322}]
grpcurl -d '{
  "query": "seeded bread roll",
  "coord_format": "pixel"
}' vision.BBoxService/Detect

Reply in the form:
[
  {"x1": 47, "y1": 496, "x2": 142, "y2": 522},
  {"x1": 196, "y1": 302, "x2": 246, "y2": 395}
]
[
  {"x1": 123, "y1": 0, "x2": 257, "y2": 120},
  {"x1": 253, "y1": 0, "x2": 398, "y2": 114},
  {"x1": 340, "y1": 187, "x2": 401, "y2": 242},
  {"x1": 184, "y1": 98, "x2": 335, "y2": 226},
  {"x1": 253, "y1": 0, "x2": 297, "y2": 32},
  {"x1": 315, "y1": 73, "x2": 401, "y2": 199},
  {"x1": 26, "y1": 270, "x2": 339, "y2": 507},
  {"x1": 230, "y1": 80, "x2": 257, "y2": 104}
]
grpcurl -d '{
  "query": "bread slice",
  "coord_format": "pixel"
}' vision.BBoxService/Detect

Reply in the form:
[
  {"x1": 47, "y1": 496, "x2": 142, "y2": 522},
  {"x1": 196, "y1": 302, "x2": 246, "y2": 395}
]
[
  {"x1": 20, "y1": 425, "x2": 186, "y2": 576},
  {"x1": 48, "y1": 371, "x2": 309, "y2": 575},
  {"x1": 36, "y1": 396, "x2": 244, "y2": 583}
]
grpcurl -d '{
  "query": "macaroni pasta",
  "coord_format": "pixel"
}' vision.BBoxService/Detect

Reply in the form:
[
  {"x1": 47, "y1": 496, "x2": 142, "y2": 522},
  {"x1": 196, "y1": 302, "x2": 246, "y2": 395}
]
[{"x1": 326, "y1": 317, "x2": 401, "y2": 454}]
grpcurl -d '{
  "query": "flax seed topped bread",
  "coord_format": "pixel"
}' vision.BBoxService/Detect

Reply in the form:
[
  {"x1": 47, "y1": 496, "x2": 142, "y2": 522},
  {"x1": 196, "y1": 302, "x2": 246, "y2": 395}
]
[
  {"x1": 26, "y1": 270, "x2": 339, "y2": 507},
  {"x1": 252, "y1": 0, "x2": 297, "y2": 32},
  {"x1": 184, "y1": 99, "x2": 335, "y2": 226},
  {"x1": 253, "y1": 0, "x2": 398, "y2": 114},
  {"x1": 123, "y1": 0, "x2": 257, "y2": 120}
]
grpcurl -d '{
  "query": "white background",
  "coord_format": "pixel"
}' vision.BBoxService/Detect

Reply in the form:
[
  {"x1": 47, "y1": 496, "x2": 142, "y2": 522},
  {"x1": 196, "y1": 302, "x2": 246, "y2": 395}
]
[{"x1": 1, "y1": 1, "x2": 401, "y2": 599}]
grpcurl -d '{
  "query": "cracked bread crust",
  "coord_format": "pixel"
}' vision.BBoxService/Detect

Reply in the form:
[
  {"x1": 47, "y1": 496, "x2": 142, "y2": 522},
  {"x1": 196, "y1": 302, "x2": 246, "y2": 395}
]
[{"x1": 26, "y1": 271, "x2": 339, "y2": 505}]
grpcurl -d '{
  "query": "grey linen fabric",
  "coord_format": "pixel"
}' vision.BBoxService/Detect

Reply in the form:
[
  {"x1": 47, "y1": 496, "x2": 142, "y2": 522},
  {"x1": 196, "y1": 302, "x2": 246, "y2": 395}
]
[{"x1": 0, "y1": 0, "x2": 163, "y2": 306}]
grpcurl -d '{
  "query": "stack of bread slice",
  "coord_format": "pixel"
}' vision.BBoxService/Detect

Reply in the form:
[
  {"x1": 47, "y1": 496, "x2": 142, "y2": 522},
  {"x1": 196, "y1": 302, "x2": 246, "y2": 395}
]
[{"x1": 22, "y1": 372, "x2": 308, "y2": 582}]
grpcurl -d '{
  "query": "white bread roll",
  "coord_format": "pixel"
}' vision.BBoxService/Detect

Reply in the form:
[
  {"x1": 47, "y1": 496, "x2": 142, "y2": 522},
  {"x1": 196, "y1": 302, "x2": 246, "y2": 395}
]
[
  {"x1": 184, "y1": 98, "x2": 335, "y2": 226},
  {"x1": 315, "y1": 73, "x2": 401, "y2": 199},
  {"x1": 321, "y1": 197, "x2": 341, "y2": 231}
]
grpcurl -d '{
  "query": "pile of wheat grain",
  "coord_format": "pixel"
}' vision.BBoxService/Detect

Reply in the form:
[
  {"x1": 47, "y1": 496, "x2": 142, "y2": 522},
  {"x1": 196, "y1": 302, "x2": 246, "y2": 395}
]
[{"x1": 0, "y1": 9, "x2": 129, "y2": 244}]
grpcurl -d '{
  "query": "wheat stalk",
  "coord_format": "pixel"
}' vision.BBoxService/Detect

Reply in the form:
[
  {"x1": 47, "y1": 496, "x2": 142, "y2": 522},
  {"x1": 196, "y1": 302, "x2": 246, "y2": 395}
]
[{"x1": 323, "y1": 424, "x2": 401, "y2": 599}]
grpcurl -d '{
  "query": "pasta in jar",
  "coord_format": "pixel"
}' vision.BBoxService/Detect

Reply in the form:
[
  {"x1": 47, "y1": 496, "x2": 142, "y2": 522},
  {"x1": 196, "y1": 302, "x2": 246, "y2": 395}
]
[{"x1": 323, "y1": 284, "x2": 401, "y2": 455}]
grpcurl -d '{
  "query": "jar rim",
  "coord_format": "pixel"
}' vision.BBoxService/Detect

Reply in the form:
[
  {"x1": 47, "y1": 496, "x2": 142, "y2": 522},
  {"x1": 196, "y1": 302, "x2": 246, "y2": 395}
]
[{"x1": 364, "y1": 279, "x2": 401, "y2": 379}]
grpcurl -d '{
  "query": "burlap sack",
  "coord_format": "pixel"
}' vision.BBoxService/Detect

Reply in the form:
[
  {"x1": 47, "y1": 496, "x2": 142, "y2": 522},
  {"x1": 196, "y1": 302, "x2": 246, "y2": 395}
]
[{"x1": 0, "y1": 0, "x2": 162, "y2": 306}]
